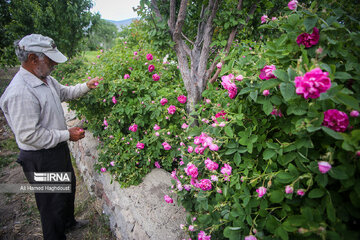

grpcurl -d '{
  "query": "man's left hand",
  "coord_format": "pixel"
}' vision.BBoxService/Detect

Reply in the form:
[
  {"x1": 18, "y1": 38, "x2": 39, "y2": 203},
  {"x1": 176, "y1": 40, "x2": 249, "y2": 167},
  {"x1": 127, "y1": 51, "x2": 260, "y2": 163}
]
[{"x1": 87, "y1": 77, "x2": 99, "y2": 89}]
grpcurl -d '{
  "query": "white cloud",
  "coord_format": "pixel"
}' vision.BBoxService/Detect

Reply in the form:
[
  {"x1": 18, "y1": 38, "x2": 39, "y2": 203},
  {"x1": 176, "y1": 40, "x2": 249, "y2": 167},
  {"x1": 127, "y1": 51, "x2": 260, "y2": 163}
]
[{"x1": 91, "y1": 0, "x2": 140, "y2": 21}]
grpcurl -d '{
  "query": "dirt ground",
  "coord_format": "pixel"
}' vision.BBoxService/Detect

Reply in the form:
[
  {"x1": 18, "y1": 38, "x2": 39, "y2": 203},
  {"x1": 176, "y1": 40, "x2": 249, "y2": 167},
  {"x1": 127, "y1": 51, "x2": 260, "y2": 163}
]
[{"x1": 0, "y1": 67, "x2": 116, "y2": 240}]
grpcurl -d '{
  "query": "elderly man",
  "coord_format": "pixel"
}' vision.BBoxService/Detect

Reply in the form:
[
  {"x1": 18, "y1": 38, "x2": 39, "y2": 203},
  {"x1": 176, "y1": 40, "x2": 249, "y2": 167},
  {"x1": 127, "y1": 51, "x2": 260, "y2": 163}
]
[{"x1": 0, "y1": 34, "x2": 98, "y2": 239}]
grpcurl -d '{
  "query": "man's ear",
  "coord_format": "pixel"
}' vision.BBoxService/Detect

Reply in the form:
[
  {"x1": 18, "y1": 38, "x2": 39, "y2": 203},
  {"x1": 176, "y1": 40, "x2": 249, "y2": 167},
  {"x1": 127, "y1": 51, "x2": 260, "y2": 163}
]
[{"x1": 27, "y1": 53, "x2": 38, "y2": 64}]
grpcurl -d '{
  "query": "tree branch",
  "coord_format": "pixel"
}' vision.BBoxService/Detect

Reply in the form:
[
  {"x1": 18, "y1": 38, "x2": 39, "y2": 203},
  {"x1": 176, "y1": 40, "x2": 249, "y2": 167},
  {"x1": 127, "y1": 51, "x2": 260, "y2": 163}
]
[
  {"x1": 150, "y1": 0, "x2": 163, "y2": 21},
  {"x1": 208, "y1": 0, "x2": 259, "y2": 83}
]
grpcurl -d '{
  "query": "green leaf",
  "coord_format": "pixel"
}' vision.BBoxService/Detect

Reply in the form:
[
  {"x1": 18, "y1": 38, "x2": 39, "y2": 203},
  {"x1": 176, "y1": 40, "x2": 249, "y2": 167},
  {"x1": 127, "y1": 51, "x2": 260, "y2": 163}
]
[
  {"x1": 304, "y1": 16, "x2": 318, "y2": 32},
  {"x1": 263, "y1": 101, "x2": 273, "y2": 115},
  {"x1": 234, "y1": 152, "x2": 242, "y2": 166},
  {"x1": 326, "y1": 198, "x2": 336, "y2": 222},
  {"x1": 287, "y1": 67, "x2": 297, "y2": 81},
  {"x1": 275, "y1": 226, "x2": 289, "y2": 240},
  {"x1": 280, "y1": 83, "x2": 295, "y2": 101},
  {"x1": 270, "y1": 190, "x2": 285, "y2": 203},
  {"x1": 223, "y1": 226, "x2": 241, "y2": 239},
  {"x1": 308, "y1": 188, "x2": 325, "y2": 198},
  {"x1": 225, "y1": 125, "x2": 234, "y2": 138},
  {"x1": 260, "y1": 79, "x2": 281, "y2": 92},
  {"x1": 321, "y1": 126, "x2": 344, "y2": 140},
  {"x1": 263, "y1": 149, "x2": 276, "y2": 160},
  {"x1": 276, "y1": 172, "x2": 295, "y2": 184},
  {"x1": 329, "y1": 165, "x2": 348, "y2": 180},
  {"x1": 249, "y1": 90, "x2": 258, "y2": 102},
  {"x1": 334, "y1": 92, "x2": 360, "y2": 110},
  {"x1": 334, "y1": 72, "x2": 352, "y2": 80},
  {"x1": 273, "y1": 69, "x2": 288, "y2": 82}
]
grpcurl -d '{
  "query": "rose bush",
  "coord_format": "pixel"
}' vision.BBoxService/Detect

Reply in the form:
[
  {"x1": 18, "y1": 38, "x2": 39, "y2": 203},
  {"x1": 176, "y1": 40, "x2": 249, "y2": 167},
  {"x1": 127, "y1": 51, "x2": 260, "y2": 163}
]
[{"x1": 54, "y1": 1, "x2": 360, "y2": 239}]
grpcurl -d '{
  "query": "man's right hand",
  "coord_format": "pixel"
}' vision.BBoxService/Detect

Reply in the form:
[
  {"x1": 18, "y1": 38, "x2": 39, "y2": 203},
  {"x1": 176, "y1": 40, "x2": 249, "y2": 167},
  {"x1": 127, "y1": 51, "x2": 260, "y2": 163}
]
[{"x1": 69, "y1": 127, "x2": 85, "y2": 141}]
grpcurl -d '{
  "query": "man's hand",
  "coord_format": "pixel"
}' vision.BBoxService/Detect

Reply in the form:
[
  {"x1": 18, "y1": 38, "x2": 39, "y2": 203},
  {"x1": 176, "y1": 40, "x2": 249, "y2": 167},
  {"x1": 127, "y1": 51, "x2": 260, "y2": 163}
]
[
  {"x1": 69, "y1": 127, "x2": 85, "y2": 141},
  {"x1": 86, "y1": 77, "x2": 99, "y2": 89}
]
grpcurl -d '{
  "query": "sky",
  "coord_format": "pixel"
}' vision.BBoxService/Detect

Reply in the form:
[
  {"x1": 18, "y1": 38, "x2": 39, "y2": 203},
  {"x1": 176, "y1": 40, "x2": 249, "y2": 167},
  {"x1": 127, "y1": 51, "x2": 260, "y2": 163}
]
[{"x1": 91, "y1": 0, "x2": 140, "y2": 21}]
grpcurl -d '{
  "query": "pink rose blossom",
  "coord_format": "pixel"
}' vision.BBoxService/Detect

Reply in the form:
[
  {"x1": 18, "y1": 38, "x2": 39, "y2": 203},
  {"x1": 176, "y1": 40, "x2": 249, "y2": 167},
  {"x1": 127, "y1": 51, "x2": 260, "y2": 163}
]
[
  {"x1": 263, "y1": 89, "x2": 270, "y2": 96},
  {"x1": 205, "y1": 158, "x2": 219, "y2": 171},
  {"x1": 261, "y1": 15, "x2": 268, "y2": 24},
  {"x1": 177, "y1": 95, "x2": 187, "y2": 104},
  {"x1": 154, "y1": 124, "x2": 161, "y2": 130},
  {"x1": 185, "y1": 163, "x2": 199, "y2": 178},
  {"x1": 245, "y1": 235, "x2": 257, "y2": 240},
  {"x1": 216, "y1": 62, "x2": 222, "y2": 69},
  {"x1": 288, "y1": 0, "x2": 298, "y2": 10},
  {"x1": 316, "y1": 47, "x2": 323, "y2": 54},
  {"x1": 168, "y1": 105, "x2": 176, "y2": 115},
  {"x1": 211, "y1": 175, "x2": 218, "y2": 182},
  {"x1": 198, "y1": 231, "x2": 211, "y2": 240},
  {"x1": 297, "y1": 189, "x2": 305, "y2": 196},
  {"x1": 294, "y1": 68, "x2": 331, "y2": 99},
  {"x1": 285, "y1": 185, "x2": 293, "y2": 194},
  {"x1": 188, "y1": 225, "x2": 194, "y2": 231},
  {"x1": 129, "y1": 124, "x2": 138, "y2": 132},
  {"x1": 221, "y1": 164, "x2": 232, "y2": 179},
  {"x1": 199, "y1": 179, "x2": 212, "y2": 191},
  {"x1": 356, "y1": 151, "x2": 360, "y2": 157},
  {"x1": 318, "y1": 161, "x2": 332, "y2": 174},
  {"x1": 155, "y1": 161, "x2": 161, "y2": 168},
  {"x1": 350, "y1": 110, "x2": 359, "y2": 117},
  {"x1": 110, "y1": 161, "x2": 115, "y2": 166},
  {"x1": 160, "y1": 98, "x2": 168, "y2": 105},
  {"x1": 152, "y1": 74, "x2": 160, "y2": 81},
  {"x1": 164, "y1": 195, "x2": 173, "y2": 203},
  {"x1": 148, "y1": 64, "x2": 155, "y2": 72},
  {"x1": 101, "y1": 167, "x2": 106, "y2": 172},
  {"x1": 209, "y1": 144, "x2": 219, "y2": 151},
  {"x1": 146, "y1": 53, "x2": 153, "y2": 61},
  {"x1": 112, "y1": 96, "x2": 117, "y2": 104},
  {"x1": 271, "y1": 108, "x2": 283, "y2": 117},
  {"x1": 322, "y1": 109, "x2": 349, "y2": 132},
  {"x1": 181, "y1": 123, "x2": 189, "y2": 129},
  {"x1": 188, "y1": 146, "x2": 194, "y2": 153},
  {"x1": 256, "y1": 186, "x2": 267, "y2": 198},
  {"x1": 155, "y1": 132, "x2": 160, "y2": 136},
  {"x1": 162, "y1": 142, "x2": 172, "y2": 150},
  {"x1": 184, "y1": 185, "x2": 191, "y2": 191},
  {"x1": 103, "y1": 119, "x2": 108, "y2": 127},
  {"x1": 136, "y1": 142, "x2": 145, "y2": 149},
  {"x1": 272, "y1": 17, "x2": 277, "y2": 21},
  {"x1": 124, "y1": 74, "x2": 130, "y2": 79},
  {"x1": 94, "y1": 82, "x2": 99, "y2": 86},
  {"x1": 134, "y1": 51, "x2": 138, "y2": 55},
  {"x1": 259, "y1": 65, "x2": 276, "y2": 80},
  {"x1": 235, "y1": 75, "x2": 244, "y2": 81},
  {"x1": 296, "y1": 27, "x2": 320, "y2": 48}
]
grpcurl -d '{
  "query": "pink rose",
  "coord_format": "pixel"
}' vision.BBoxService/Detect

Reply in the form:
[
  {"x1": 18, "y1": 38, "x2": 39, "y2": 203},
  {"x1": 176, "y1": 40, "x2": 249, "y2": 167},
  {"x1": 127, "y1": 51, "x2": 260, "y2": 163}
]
[
  {"x1": 146, "y1": 53, "x2": 153, "y2": 60},
  {"x1": 124, "y1": 74, "x2": 130, "y2": 79},
  {"x1": 261, "y1": 15, "x2": 268, "y2": 24},
  {"x1": 296, "y1": 27, "x2": 320, "y2": 48},
  {"x1": 198, "y1": 231, "x2": 211, "y2": 240},
  {"x1": 294, "y1": 68, "x2": 331, "y2": 99},
  {"x1": 152, "y1": 74, "x2": 160, "y2": 81},
  {"x1": 136, "y1": 142, "x2": 145, "y2": 149},
  {"x1": 211, "y1": 175, "x2": 218, "y2": 182},
  {"x1": 285, "y1": 185, "x2": 293, "y2": 194},
  {"x1": 221, "y1": 164, "x2": 232, "y2": 179},
  {"x1": 155, "y1": 132, "x2": 160, "y2": 136},
  {"x1": 245, "y1": 235, "x2": 257, "y2": 240},
  {"x1": 259, "y1": 65, "x2": 276, "y2": 80},
  {"x1": 271, "y1": 108, "x2": 283, "y2": 117},
  {"x1": 235, "y1": 75, "x2": 243, "y2": 81},
  {"x1": 209, "y1": 144, "x2": 219, "y2": 151},
  {"x1": 263, "y1": 89, "x2": 270, "y2": 96},
  {"x1": 256, "y1": 186, "x2": 267, "y2": 198},
  {"x1": 162, "y1": 142, "x2": 172, "y2": 150},
  {"x1": 189, "y1": 225, "x2": 194, "y2": 231},
  {"x1": 155, "y1": 161, "x2": 161, "y2": 168},
  {"x1": 216, "y1": 62, "x2": 222, "y2": 69},
  {"x1": 100, "y1": 167, "x2": 106, "y2": 172},
  {"x1": 188, "y1": 146, "x2": 194, "y2": 153},
  {"x1": 103, "y1": 119, "x2": 108, "y2": 127},
  {"x1": 164, "y1": 195, "x2": 173, "y2": 203},
  {"x1": 199, "y1": 179, "x2": 212, "y2": 191},
  {"x1": 160, "y1": 98, "x2": 168, "y2": 105},
  {"x1": 177, "y1": 95, "x2": 187, "y2": 104},
  {"x1": 288, "y1": 0, "x2": 298, "y2": 10},
  {"x1": 133, "y1": 51, "x2": 138, "y2": 55},
  {"x1": 350, "y1": 110, "x2": 359, "y2": 117},
  {"x1": 318, "y1": 161, "x2": 332, "y2": 174},
  {"x1": 168, "y1": 105, "x2": 176, "y2": 115},
  {"x1": 205, "y1": 158, "x2": 219, "y2": 171},
  {"x1": 153, "y1": 124, "x2": 161, "y2": 130},
  {"x1": 148, "y1": 64, "x2": 155, "y2": 72},
  {"x1": 185, "y1": 163, "x2": 198, "y2": 178},
  {"x1": 322, "y1": 109, "x2": 349, "y2": 132},
  {"x1": 112, "y1": 96, "x2": 117, "y2": 104},
  {"x1": 129, "y1": 124, "x2": 138, "y2": 132},
  {"x1": 297, "y1": 189, "x2": 305, "y2": 196},
  {"x1": 181, "y1": 123, "x2": 189, "y2": 129}
]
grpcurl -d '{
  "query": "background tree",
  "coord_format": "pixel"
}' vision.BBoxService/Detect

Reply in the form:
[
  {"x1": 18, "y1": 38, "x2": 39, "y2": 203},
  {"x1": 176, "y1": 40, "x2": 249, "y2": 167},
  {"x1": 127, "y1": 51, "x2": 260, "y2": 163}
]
[{"x1": 0, "y1": 0, "x2": 94, "y2": 68}]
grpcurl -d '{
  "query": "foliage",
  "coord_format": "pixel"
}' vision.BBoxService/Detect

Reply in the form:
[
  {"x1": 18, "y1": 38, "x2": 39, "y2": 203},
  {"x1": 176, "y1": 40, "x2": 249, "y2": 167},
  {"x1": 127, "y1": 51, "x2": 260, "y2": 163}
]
[
  {"x1": 55, "y1": 1, "x2": 360, "y2": 239},
  {"x1": 0, "y1": 0, "x2": 95, "y2": 68},
  {"x1": 85, "y1": 15, "x2": 118, "y2": 51}
]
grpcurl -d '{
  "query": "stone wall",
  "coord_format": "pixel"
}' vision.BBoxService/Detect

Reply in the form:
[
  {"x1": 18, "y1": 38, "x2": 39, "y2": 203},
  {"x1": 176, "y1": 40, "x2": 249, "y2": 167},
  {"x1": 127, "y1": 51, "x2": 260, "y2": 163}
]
[{"x1": 63, "y1": 104, "x2": 187, "y2": 240}]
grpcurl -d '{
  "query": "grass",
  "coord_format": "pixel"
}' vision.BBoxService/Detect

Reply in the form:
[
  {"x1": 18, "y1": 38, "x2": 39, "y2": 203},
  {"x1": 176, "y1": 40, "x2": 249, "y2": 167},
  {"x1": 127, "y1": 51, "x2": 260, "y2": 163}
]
[{"x1": 82, "y1": 51, "x2": 100, "y2": 63}]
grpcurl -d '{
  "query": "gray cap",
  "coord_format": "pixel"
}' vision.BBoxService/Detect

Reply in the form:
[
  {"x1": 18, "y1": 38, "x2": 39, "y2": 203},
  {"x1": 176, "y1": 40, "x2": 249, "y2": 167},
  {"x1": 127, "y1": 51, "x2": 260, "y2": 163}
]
[{"x1": 18, "y1": 34, "x2": 67, "y2": 63}]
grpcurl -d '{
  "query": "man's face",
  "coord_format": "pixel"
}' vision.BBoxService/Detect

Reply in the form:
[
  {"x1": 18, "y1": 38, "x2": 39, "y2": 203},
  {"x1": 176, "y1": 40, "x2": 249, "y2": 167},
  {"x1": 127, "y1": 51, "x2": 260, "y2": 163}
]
[{"x1": 34, "y1": 55, "x2": 57, "y2": 80}]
